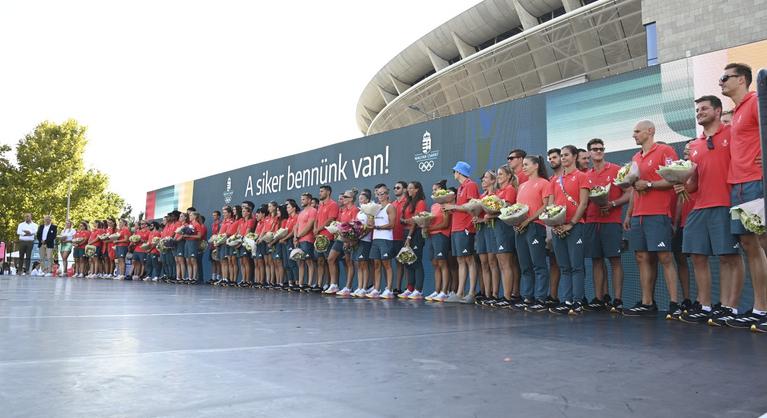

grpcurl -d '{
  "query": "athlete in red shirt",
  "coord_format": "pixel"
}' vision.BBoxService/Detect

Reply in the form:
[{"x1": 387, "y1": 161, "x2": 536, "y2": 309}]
[
  {"x1": 720, "y1": 63, "x2": 767, "y2": 329},
  {"x1": 391, "y1": 181, "x2": 408, "y2": 293},
  {"x1": 508, "y1": 149, "x2": 529, "y2": 185},
  {"x1": 443, "y1": 161, "x2": 480, "y2": 302},
  {"x1": 313, "y1": 186, "x2": 339, "y2": 292},
  {"x1": 294, "y1": 193, "x2": 317, "y2": 288},
  {"x1": 327, "y1": 189, "x2": 361, "y2": 295},
  {"x1": 623, "y1": 120, "x2": 681, "y2": 317}
]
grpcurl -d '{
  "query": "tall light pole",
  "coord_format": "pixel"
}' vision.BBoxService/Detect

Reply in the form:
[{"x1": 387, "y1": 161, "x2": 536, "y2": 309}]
[{"x1": 66, "y1": 174, "x2": 71, "y2": 222}]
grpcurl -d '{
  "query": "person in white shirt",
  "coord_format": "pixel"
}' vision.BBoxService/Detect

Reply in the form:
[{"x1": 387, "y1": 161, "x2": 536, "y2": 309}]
[
  {"x1": 16, "y1": 213, "x2": 38, "y2": 275},
  {"x1": 30, "y1": 262, "x2": 43, "y2": 276},
  {"x1": 58, "y1": 220, "x2": 76, "y2": 277}
]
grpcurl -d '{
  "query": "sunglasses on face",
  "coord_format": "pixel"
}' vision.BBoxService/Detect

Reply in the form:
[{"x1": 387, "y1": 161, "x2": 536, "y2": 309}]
[
  {"x1": 507, "y1": 156, "x2": 520, "y2": 160},
  {"x1": 719, "y1": 74, "x2": 739, "y2": 83},
  {"x1": 589, "y1": 147, "x2": 605, "y2": 152}
]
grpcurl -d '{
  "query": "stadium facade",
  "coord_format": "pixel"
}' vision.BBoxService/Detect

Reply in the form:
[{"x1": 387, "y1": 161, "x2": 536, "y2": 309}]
[{"x1": 146, "y1": 0, "x2": 767, "y2": 308}]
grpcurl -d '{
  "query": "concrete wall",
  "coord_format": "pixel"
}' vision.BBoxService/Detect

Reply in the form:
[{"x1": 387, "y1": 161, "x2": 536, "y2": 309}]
[{"x1": 642, "y1": 0, "x2": 767, "y2": 63}]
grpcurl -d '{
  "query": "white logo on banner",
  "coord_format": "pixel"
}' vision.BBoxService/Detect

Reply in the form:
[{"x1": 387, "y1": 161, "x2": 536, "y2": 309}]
[
  {"x1": 414, "y1": 131, "x2": 440, "y2": 172},
  {"x1": 223, "y1": 177, "x2": 234, "y2": 204}
]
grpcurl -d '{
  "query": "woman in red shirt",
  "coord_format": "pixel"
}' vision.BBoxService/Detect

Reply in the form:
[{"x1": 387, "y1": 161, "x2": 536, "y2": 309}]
[
  {"x1": 172, "y1": 212, "x2": 191, "y2": 282},
  {"x1": 73, "y1": 221, "x2": 90, "y2": 278},
  {"x1": 132, "y1": 221, "x2": 149, "y2": 280},
  {"x1": 514, "y1": 155, "x2": 552, "y2": 312},
  {"x1": 272, "y1": 204, "x2": 290, "y2": 288},
  {"x1": 224, "y1": 207, "x2": 242, "y2": 286},
  {"x1": 260, "y1": 203, "x2": 280, "y2": 287},
  {"x1": 146, "y1": 221, "x2": 162, "y2": 281},
  {"x1": 104, "y1": 218, "x2": 117, "y2": 278},
  {"x1": 327, "y1": 189, "x2": 361, "y2": 296},
  {"x1": 282, "y1": 199, "x2": 301, "y2": 289},
  {"x1": 399, "y1": 182, "x2": 427, "y2": 299},
  {"x1": 237, "y1": 202, "x2": 256, "y2": 287},
  {"x1": 474, "y1": 171, "x2": 500, "y2": 304},
  {"x1": 493, "y1": 165, "x2": 521, "y2": 308},
  {"x1": 425, "y1": 181, "x2": 452, "y2": 302},
  {"x1": 215, "y1": 206, "x2": 234, "y2": 285},
  {"x1": 183, "y1": 212, "x2": 204, "y2": 284},
  {"x1": 113, "y1": 219, "x2": 131, "y2": 279},
  {"x1": 251, "y1": 206, "x2": 266, "y2": 287},
  {"x1": 87, "y1": 220, "x2": 104, "y2": 278}
]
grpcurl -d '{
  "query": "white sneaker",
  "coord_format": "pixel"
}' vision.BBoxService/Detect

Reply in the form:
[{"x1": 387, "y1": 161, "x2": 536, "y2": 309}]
[
  {"x1": 45, "y1": 273, "x2": 52, "y2": 277},
  {"x1": 352, "y1": 288, "x2": 364, "y2": 297},
  {"x1": 366, "y1": 286, "x2": 375, "y2": 294},
  {"x1": 397, "y1": 289, "x2": 412, "y2": 299},
  {"x1": 324, "y1": 284, "x2": 339, "y2": 294},
  {"x1": 434, "y1": 292, "x2": 448, "y2": 302},
  {"x1": 380, "y1": 288, "x2": 394, "y2": 299},
  {"x1": 143, "y1": 277, "x2": 150, "y2": 281},
  {"x1": 366, "y1": 289, "x2": 380, "y2": 299},
  {"x1": 408, "y1": 290, "x2": 423, "y2": 300},
  {"x1": 336, "y1": 287, "x2": 351, "y2": 297},
  {"x1": 425, "y1": 291, "x2": 438, "y2": 301},
  {"x1": 113, "y1": 275, "x2": 123, "y2": 280},
  {"x1": 151, "y1": 277, "x2": 159, "y2": 282}
]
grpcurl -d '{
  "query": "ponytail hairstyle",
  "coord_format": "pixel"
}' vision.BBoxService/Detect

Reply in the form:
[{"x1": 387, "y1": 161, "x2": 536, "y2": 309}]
[
  {"x1": 523, "y1": 155, "x2": 549, "y2": 179},
  {"x1": 561, "y1": 144, "x2": 579, "y2": 170},
  {"x1": 434, "y1": 179, "x2": 448, "y2": 190},
  {"x1": 482, "y1": 170, "x2": 498, "y2": 193},
  {"x1": 406, "y1": 181, "x2": 425, "y2": 214},
  {"x1": 346, "y1": 188, "x2": 359, "y2": 205},
  {"x1": 359, "y1": 188, "x2": 372, "y2": 204}
]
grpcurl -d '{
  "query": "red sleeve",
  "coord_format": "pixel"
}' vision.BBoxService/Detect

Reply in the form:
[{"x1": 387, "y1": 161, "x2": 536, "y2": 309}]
[
  {"x1": 329, "y1": 202, "x2": 339, "y2": 219},
  {"x1": 664, "y1": 145, "x2": 679, "y2": 163},
  {"x1": 467, "y1": 181, "x2": 480, "y2": 199},
  {"x1": 416, "y1": 200, "x2": 427, "y2": 214},
  {"x1": 578, "y1": 172, "x2": 590, "y2": 190}
]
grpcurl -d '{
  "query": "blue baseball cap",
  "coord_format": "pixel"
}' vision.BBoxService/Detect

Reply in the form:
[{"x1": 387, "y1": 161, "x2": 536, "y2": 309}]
[{"x1": 452, "y1": 161, "x2": 471, "y2": 177}]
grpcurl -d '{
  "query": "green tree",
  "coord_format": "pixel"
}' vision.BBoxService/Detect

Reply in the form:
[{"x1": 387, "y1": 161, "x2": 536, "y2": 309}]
[{"x1": 0, "y1": 119, "x2": 125, "y2": 244}]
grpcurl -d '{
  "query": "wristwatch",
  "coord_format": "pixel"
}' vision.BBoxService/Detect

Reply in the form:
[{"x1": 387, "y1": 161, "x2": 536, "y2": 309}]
[
  {"x1": 610, "y1": 201, "x2": 616, "y2": 208},
  {"x1": 647, "y1": 182, "x2": 653, "y2": 188}
]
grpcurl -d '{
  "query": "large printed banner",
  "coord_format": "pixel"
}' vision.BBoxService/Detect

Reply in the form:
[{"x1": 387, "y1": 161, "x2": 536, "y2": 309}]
[{"x1": 147, "y1": 39, "x2": 767, "y2": 219}]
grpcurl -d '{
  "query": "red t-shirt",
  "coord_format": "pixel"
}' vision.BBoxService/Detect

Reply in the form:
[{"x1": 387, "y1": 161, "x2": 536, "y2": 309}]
[
  {"x1": 211, "y1": 220, "x2": 220, "y2": 235},
  {"x1": 517, "y1": 177, "x2": 551, "y2": 226},
  {"x1": 113, "y1": 227, "x2": 129, "y2": 248},
  {"x1": 316, "y1": 199, "x2": 340, "y2": 240},
  {"x1": 338, "y1": 205, "x2": 360, "y2": 223},
  {"x1": 226, "y1": 219, "x2": 241, "y2": 236},
  {"x1": 549, "y1": 169, "x2": 589, "y2": 223},
  {"x1": 105, "y1": 227, "x2": 115, "y2": 251},
  {"x1": 134, "y1": 229, "x2": 150, "y2": 253},
  {"x1": 631, "y1": 143, "x2": 679, "y2": 217},
  {"x1": 391, "y1": 197, "x2": 407, "y2": 241},
  {"x1": 452, "y1": 178, "x2": 480, "y2": 233},
  {"x1": 689, "y1": 124, "x2": 732, "y2": 209},
  {"x1": 283, "y1": 214, "x2": 298, "y2": 237},
  {"x1": 728, "y1": 91, "x2": 761, "y2": 184},
  {"x1": 238, "y1": 217, "x2": 256, "y2": 236},
  {"x1": 148, "y1": 230, "x2": 161, "y2": 254},
  {"x1": 495, "y1": 184, "x2": 517, "y2": 205},
  {"x1": 296, "y1": 206, "x2": 317, "y2": 243},
  {"x1": 74, "y1": 230, "x2": 90, "y2": 248},
  {"x1": 199, "y1": 224, "x2": 208, "y2": 242},
  {"x1": 586, "y1": 162, "x2": 623, "y2": 223},
  {"x1": 187, "y1": 221, "x2": 203, "y2": 240},
  {"x1": 515, "y1": 168, "x2": 529, "y2": 185},
  {"x1": 429, "y1": 203, "x2": 450, "y2": 237},
  {"x1": 402, "y1": 199, "x2": 427, "y2": 220}
]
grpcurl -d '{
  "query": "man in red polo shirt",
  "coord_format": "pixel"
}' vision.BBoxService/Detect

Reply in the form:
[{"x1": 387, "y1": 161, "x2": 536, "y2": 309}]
[
  {"x1": 677, "y1": 95, "x2": 745, "y2": 326},
  {"x1": 295, "y1": 193, "x2": 317, "y2": 290},
  {"x1": 507, "y1": 149, "x2": 529, "y2": 185},
  {"x1": 719, "y1": 63, "x2": 767, "y2": 330},
  {"x1": 313, "y1": 185, "x2": 339, "y2": 292},
  {"x1": 622, "y1": 120, "x2": 681, "y2": 318},
  {"x1": 584, "y1": 138, "x2": 631, "y2": 312},
  {"x1": 443, "y1": 161, "x2": 480, "y2": 303},
  {"x1": 391, "y1": 181, "x2": 407, "y2": 293}
]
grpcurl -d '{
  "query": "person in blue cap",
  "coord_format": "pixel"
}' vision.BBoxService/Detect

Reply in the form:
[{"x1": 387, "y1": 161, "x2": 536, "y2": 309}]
[{"x1": 443, "y1": 161, "x2": 480, "y2": 303}]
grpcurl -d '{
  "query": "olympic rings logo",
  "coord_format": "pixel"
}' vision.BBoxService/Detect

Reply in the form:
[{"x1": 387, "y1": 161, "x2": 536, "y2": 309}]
[{"x1": 418, "y1": 160, "x2": 435, "y2": 172}]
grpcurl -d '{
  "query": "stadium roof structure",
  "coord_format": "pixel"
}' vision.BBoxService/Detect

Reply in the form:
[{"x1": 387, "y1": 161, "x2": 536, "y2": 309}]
[{"x1": 356, "y1": 0, "x2": 647, "y2": 135}]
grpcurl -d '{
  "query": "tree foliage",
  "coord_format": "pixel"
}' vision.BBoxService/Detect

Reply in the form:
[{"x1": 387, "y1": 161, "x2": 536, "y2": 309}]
[{"x1": 0, "y1": 119, "x2": 125, "y2": 244}]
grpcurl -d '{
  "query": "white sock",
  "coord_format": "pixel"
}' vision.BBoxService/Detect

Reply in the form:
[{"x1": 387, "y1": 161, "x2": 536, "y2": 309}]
[
  {"x1": 702, "y1": 305, "x2": 711, "y2": 312},
  {"x1": 753, "y1": 309, "x2": 765, "y2": 315}
]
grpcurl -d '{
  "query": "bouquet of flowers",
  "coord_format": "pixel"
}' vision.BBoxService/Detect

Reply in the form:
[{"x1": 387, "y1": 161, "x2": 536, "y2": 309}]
[
  {"x1": 140, "y1": 243, "x2": 152, "y2": 251},
  {"x1": 325, "y1": 221, "x2": 342, "y2": 235},
  {"x1": 98, "y1": 233, "x2": 110, "y2": 241},
  {"x1": 289, "y1": 248, "x2": 308, "y2": 261},
  {"x1": 161, "y1": 237, "x2": 177, "y2": 249},
  {"x1": 588, "y1": 185, "x2": 610, "y2": 207},
  {"x1": 109, "y1": 233, "x2": 121, "y2": 240},
  {"x1": 411, "y1": 211, "x2": 435, "y2": 238},
  {"x1": 730, "y1": 198, "x2": 766, "y2": 235},
  {"x1": 614, "y1": 162, "x2": 639, "y2": 188},
  {"x1": 460, "y1": 198, "x2": 484, "y2": 216},
  {"x1": 199, "y1": 240, "x2": 208, "y2": 251},
  {"x1": 539, "y1": 205, "x2": 567, "y2": 226},
  {"x1": 314, "y1": 234, "x2": 330, "y2": 253},
  {"x1": 85, "y1": 244, "x2": 97, "y2": 257},
  {"x1": 175, "y1": 225, "x2": 196, "y2": 236},
  {"x1": 431, "y1": 189, "x2": 455, "y2": 204},
  {"x1": 129, "y1": 234, "x2": 142, "y2": 243},
  {"x1": 156, "y1": 239, "x2": 167, "y2": 252},
  {"x1": 360, "y1": 202, "x2": 382, "y2": 218},
  {"x1": 499, "y1": 203, "x2": 529, "y2": 226},
  {"x1": 273, "y1": 228, "x2": 288, "y2": 241},
  {"x1": 242, "y1": 232, "x2": 257, "y2": 252},
  {"x1": 657, "y1": 159, "x2": 696, "y2": 201},
  {"x1": 338, "y1": 220, "x2": 366, "y2": 244},
  {"x1": 480, "y1": 195, "x2": 506, "y2": 214},
  {"x1": 261, "y1": 231, "x2": 275, "y2": 243},
  {"x1": 152, "y1": 236, "x2": 161, "y2": 245},
  {"x1": 226, "y1": 234, "x2": 243, "y2": 247},
  {"x1": 72, "y1": 237, "x2": 86, "y2": 246},
  {"x1": 396, "y1": 246, "x2": 418, "y2": 265}
]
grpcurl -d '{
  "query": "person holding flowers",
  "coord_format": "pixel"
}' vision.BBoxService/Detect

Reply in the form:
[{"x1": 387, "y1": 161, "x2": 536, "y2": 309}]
[
  {"x1": 146, "y1": 221, "x2": 162, "y2": 281},
  {"x1": 325, "y1": 189, "x2": 360, "y2": 296},
  {"x1": 57, "y1": 220, "x2": 76, "y2": 277},
  {"x1": 113, "y1": 219, "x2": 131, "y2": 280},
  {"x1": 209, "y1": 210, "x2": 221, "y2": 283},
  {"x1": 513, "y1": 156, "x2": 552, "y2": 312},
  {"x1": 367, "y1": 184, "x2": 397, "y2": 299},
  {"x1": 262, "y1": 202, "x2": 281, "y2": 287},
  {"x1": 104, "y1": 218, "x2": 117, "y2": 278},
  {"x1": 424, "y1": 181, "x2": 452, "y2": 302},
  {"x1": 73, "y1": 221, "x2": 90, "y2": 278},
  {"x1": 294, "y1": 193, "x2": 317, "y2": 291},
  {"x1": 313, "y1": 185, "x2": 339, "y2": 292},
  {"x1": 251, "y1": 205, "x2": 268, "y2": 287},
  {"x1": 678, "y1": 95, "x2": 745, "y2": 326},
  {"x1": 351, "y1": 189, "x2": 374, "y2": 297},
  {"x1": 282, "y1": 199, "x2": 301, "y2": 288},
  {"x1": 237, "y1": 202, "x2": 256, "y2": 287},
  {"x1": 172, "y1": 212, "x2": 192, "y2": 282},
  {"x1": 399, "y1": 181, "x2": 427, "y2": 299},
  {"x1": 225, "y1": 206, "x2": 243, "y2": 285},
  {"x1": 584, "y1": 138, "x2": 631, "y2": 312},
  {"x1": 474, "y1": 171, "x2": 501, "y2": 306},
  {"x1": 492, "y1": 165, "x2": 519, "y2": 308},
  {"x1": 131, "y1": 220, "x2": 149, "y2": 280},
  {"x1": 442, "y1": 161, "x2": 480, "y2": 303},
  {"x1": 215, "y1": 206, "x2": 234, "y2": 285},
  {"x1": 183, "y1": 212, "x2": 204, "y2": 284},
  {"x1": 622, "y1": 120, "x2": 681, "y2": 318},
  {"x1": 86, "y1": 220, "x2": 104, "y2": 278},
  {"x1": 547, "y1": 145, "x2": 590, "y2": 315},
  {"x1": 272, "y1": 204, "x2": 290, "y2": 288}
]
